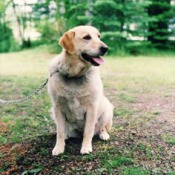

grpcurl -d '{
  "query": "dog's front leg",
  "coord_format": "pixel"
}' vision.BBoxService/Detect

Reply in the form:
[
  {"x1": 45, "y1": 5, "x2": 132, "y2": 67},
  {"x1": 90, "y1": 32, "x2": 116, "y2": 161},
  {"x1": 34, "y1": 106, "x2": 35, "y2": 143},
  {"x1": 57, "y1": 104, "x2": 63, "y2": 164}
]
[
  {"x1": 52, "y1": 105, "x2": 66, "y2": 156},
  {"x1": 81, "y1": 104, "x2": 97, "y2": 154}
]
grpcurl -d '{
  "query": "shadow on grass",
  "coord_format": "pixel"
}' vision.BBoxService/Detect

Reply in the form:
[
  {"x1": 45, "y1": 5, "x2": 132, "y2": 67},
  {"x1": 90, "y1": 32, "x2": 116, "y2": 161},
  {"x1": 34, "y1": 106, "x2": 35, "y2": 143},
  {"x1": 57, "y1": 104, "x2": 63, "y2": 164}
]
[
  {"x1": 1, "y1": 133, "x2": 149, "y2": 175},
  {"x1": 1, "y1": 134, "x2": 112, "y2": 174}
]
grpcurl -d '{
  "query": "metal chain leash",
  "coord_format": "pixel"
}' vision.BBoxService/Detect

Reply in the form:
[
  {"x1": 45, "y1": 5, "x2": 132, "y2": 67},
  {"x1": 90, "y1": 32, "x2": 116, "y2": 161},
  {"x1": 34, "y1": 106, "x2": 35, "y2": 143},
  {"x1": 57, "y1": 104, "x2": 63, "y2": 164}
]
[
  {"x1": 0, "y1": 70, "x2": 60, "y2": 106},
  {"x1": 0, "y1": 78, "x2": 49, "y2": 106}
]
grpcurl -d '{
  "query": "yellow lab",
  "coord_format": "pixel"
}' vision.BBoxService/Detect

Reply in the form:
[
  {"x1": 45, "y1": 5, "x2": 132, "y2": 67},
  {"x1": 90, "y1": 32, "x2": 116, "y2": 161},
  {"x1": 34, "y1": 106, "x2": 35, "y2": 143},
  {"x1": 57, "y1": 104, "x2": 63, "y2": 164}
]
[{"x1": 48, "y1": 26, "x2": 113, "y2": 155}]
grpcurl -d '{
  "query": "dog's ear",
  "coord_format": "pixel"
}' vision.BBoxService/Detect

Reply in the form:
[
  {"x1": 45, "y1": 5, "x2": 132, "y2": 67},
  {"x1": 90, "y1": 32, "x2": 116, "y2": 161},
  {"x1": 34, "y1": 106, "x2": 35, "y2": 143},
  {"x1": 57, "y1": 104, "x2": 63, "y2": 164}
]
[{"x1": 59, "y1": 31, "x2": 75, "y2": 54}]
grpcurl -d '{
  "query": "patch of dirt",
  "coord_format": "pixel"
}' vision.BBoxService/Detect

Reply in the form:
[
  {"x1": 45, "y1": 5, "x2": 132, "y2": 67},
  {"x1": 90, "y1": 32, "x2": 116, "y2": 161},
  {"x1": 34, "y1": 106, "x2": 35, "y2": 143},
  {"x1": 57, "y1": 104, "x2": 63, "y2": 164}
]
[
  {"x1": 0, "y1": 135, "x2": 108, "y2": 175},
  {"x1": 112, "y1": 119, "x2": 175, "y2": 173},
  {"x1": 132, "y1": 92, "x2": 175, "y2": 127},
  {"x1": 0, "y1": 143, "x2": 29, "y2": 175},
  {"x1": 1, "y1": 129, "x2": 174, "y2": 174},
  {"x1": 110, "y1": 87, "x2": 175, "y2": 174},
  {"x1": 0, "y1": 119, "x2": 7, "y2": 133}
]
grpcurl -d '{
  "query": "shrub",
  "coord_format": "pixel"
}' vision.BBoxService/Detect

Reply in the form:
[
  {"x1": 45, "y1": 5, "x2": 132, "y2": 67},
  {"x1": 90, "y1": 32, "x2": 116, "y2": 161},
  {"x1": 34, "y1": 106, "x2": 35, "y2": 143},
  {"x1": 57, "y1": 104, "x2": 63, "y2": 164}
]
[{"x1": 0, "y1": 24, "x2": 20, "y2": 53}]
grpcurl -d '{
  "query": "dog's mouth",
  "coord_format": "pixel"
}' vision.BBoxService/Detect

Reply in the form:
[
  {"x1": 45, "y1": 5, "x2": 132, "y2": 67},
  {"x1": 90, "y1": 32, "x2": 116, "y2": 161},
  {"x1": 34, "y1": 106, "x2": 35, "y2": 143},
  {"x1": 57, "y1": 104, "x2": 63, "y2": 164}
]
[{"x1": 81, "y1": 53, "x2": 105, "y2": 66}]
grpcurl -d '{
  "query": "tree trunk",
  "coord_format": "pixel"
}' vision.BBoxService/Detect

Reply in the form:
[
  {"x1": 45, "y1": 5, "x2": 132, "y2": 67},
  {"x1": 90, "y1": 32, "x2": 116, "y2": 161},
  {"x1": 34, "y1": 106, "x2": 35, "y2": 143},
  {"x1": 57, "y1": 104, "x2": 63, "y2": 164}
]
[{"x1": 11, "y1": 0, "x2": 24, "y2": 45}]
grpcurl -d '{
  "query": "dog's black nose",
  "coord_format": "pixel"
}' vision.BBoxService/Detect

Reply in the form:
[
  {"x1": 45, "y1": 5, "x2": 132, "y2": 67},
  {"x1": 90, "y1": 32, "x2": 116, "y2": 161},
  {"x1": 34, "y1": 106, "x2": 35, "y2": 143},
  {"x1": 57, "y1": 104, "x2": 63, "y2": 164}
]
[{"x1": 100, "y1": 46, "x2": 108, "y2": 55}]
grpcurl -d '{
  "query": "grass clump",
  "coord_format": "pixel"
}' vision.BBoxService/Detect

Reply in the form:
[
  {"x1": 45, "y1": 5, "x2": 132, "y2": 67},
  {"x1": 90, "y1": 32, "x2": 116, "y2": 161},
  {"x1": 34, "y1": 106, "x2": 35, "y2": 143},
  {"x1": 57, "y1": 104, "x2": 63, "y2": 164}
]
[
  {"x1": 120, "y1": 166, "x2": 149, "y2": 175},
  {"x1": 162, "y1": 134, "x2": 175, "y2": 145},
  {"x1": 100, "y1": 153, "x2": 134, "y2": 174},
  {"x1": 118, "y1": 93, "x2": 135, "y2": 103},
  {"x1": 114, "y1": 108, "x2": 134, "y2": 118}
]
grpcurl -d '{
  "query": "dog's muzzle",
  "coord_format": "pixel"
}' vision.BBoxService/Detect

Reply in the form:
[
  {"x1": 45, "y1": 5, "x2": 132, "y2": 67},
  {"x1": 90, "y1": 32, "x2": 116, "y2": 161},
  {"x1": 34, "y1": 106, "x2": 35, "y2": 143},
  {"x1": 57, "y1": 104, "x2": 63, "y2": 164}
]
[{"x1": 81, "y1": 46, "x2": 108, "y2": 66}]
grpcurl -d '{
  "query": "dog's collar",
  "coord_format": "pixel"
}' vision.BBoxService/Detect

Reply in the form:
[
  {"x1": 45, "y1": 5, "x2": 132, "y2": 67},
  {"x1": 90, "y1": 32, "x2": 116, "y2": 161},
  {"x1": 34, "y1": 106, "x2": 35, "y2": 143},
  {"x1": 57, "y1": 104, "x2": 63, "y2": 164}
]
[
  {"x1": 50, "y1": 68, "x2": 88, "y2": 86},
  {"x1": 50, "y1": 68, "x2": 86, "y2": 79}
]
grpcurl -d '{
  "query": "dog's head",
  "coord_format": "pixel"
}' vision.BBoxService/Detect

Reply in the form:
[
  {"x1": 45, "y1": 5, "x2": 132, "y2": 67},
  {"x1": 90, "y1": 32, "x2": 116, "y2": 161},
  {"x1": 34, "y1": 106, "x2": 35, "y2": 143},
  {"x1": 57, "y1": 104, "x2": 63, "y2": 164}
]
[{"x1": 59, "y1": 26, "x2": 108, "y2": 66}]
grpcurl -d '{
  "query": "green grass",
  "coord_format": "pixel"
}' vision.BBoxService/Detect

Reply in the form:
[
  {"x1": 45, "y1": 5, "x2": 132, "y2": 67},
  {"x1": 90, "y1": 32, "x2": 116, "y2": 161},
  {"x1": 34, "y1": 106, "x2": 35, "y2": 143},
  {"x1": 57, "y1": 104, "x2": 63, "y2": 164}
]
[
  {"x1": 102, "y1": 55, "x2": 175, "y2": 92},
  {"x1": 118, "y1": 93, "x2": 135, "y2": 103},
  {"x1": 121, "y1": 166, "x2": 149, "y2": 175},
  {"x1": 162, "y1": 134, "x2": 175, "y2": 145},
  {"x1": 0, "y1": 45, "x2": 52, "y2": 77},
  {"x1": 1, "y1": 46, "x2": 175, "y2": 174},
  {"x1": 22, "y1": 164, "x2": 43, "y2": 175},
  {"x1": 102, "y1": 156, "x2": 133, "y2": 173},
  {"x1": 0, "y1": 46, "x2": 54, "y2": 144},
  {"x1": 167, "y1": 173, "x2": 175, "y2": 175},
  {"x1": 114, "y1": 107, "x2": 135, "y2": 118}
]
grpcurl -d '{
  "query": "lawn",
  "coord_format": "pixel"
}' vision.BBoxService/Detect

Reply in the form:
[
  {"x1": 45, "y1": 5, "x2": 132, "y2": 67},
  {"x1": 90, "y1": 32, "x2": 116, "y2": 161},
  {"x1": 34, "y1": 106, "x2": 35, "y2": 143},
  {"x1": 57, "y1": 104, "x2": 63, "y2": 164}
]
[{"x1": 0, "y1": 46, "x2": 175, "y2": 174}]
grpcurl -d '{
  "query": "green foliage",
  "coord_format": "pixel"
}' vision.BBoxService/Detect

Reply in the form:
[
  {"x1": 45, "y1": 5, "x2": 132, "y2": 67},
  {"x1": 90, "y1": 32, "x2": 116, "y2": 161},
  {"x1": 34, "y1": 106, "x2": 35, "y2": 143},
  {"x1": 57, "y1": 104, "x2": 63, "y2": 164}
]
[
  {"x1": 35, "y1": 22, "x2": 64, "y2": 54},
  {"x1": 126, "y1": 41, "x2": 152, "y2": 55},
  {"x1": 0, "y1": 1, "x2": 20, "y2": 52},
  {"x1": 31, "y1": 0, "x2": 175, "y2": 55},
  {"x1": 0, "y1": 24, "x2": 20, "y2": 53},
  {"x1": 1, "y1": 0, "x2": 174, "y2": 53},
  {"x1": 61, "y1": 1, "x2": 94, "y2": 29},
  {"x1": 92, "y1": 0, "x2": 151, "y2": 55},
  {"x1": 36, "y1": 20, "x2": 59, "y2": 43},
  {"x1": 148, "y1": 0, "x2": 174, "y2": 49}
]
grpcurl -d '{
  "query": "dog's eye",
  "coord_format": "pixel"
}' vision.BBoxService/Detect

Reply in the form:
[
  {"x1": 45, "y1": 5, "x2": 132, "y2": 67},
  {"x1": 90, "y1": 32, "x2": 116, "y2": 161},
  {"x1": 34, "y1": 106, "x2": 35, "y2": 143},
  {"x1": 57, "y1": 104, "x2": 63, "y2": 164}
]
[
  {"x1": 98, "y1": 35, "x2": 101, "y2": 38},
  {"x1": 83, "y1": 35, "x2": 91, "y2": 40}
]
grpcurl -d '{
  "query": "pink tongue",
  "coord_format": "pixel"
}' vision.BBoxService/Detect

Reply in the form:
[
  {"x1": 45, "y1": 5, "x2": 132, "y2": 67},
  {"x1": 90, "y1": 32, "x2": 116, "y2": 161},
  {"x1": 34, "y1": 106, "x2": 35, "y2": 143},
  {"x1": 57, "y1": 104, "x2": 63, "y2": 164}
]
[{"x1": 92, "y1": 57, "x2": 105, "y2": 65}]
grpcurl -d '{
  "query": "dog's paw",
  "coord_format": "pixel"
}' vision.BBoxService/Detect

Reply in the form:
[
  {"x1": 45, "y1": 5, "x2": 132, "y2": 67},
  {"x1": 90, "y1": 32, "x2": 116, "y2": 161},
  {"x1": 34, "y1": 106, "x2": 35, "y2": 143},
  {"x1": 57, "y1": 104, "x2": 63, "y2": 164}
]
[
  {"x1": 99, "y1": 131, "x2": 110, "y2": 141},
  {"x1": 52, "y1": 144, "x2": 65, "y2": 156},
  {"x1": 80, "y1": 144, "x2": 92, "y2": 154}
]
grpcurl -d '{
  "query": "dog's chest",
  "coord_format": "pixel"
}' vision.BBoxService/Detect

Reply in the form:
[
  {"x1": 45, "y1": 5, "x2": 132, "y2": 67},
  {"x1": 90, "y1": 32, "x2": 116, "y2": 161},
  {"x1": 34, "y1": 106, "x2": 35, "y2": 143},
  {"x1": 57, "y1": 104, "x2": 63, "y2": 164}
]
[
  {"x1": 58, "y1": 93, "x2": 90, "y2": 122},
  {"x1": 67, "y1": 98, "x2": 84, "y2": 122},
  {"x1": 53, "y1": 73, "x2": 93, "y2": 122},
  {"x1": 55, "y1": 74, "x2": 90, "y2": 98},
  {"x1": 61, "y1": 84, "x2": 80, "y2": 98}
]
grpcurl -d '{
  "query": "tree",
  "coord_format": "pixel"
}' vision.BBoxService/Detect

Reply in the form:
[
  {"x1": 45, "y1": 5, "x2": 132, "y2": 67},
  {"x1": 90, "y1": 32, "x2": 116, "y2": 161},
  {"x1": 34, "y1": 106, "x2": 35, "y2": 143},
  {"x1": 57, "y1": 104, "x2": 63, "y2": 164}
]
[
  {"x1": 148, "y1": 0, "x2": 174, "y2": 49},
  {"x1": 32, "y1": 0, "x2": 93, "y2": 51},
  {"x1": 32, "y1": 0, "x2": 175, "y2": 54},
  {"x1": 59, "y1": 0, "x2": 94, "y2": 29},
  {"x1": 11, "y1": 0, "x2": 32, "y2": 48},
  {"x1": 91, "y1": 0, "x2": 150, "y2": 54},
  {"x1": 0, "y1": 0, "x2": 19, "y2": 52}
]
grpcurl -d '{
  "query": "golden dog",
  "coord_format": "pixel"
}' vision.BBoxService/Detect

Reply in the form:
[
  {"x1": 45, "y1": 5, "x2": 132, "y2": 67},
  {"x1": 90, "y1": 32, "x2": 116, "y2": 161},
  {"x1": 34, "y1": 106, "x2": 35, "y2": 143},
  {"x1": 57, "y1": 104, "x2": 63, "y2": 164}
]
[{"x1": 48, "y1": 26, "x2": 113, "y2": 155}]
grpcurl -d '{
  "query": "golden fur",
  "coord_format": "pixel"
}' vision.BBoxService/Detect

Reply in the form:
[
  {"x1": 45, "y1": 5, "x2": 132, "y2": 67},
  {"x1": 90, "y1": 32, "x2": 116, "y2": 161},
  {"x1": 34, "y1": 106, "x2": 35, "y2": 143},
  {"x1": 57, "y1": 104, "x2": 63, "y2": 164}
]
[{"x1": 48, "y1": 26, "x2": 113, "y2": 155}]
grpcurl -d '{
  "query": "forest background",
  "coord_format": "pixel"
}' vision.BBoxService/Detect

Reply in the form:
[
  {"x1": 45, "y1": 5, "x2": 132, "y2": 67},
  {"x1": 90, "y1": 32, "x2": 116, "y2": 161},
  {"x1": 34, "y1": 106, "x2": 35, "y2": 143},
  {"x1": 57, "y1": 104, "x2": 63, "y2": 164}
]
[{"x1": 0, "y1": 0, "x2": 175, "y2": 55}]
